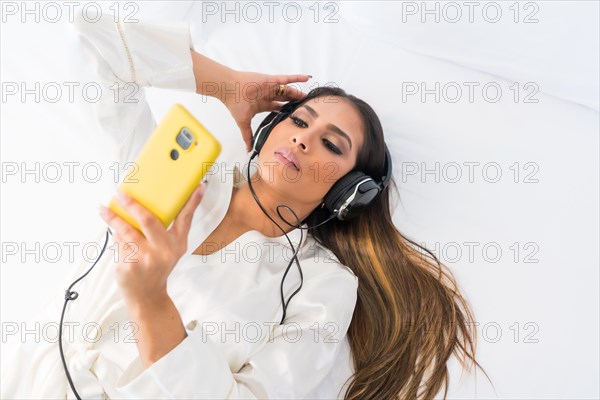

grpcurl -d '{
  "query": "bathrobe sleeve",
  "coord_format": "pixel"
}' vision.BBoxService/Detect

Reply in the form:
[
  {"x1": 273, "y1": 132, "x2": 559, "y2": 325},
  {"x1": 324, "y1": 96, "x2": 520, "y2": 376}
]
[
  {"x1": 72, "y1": 11, "x2": 197, "y2": 191},
  {"x1": 115, "y1": 268, "x2": 359, "y2": 399}
]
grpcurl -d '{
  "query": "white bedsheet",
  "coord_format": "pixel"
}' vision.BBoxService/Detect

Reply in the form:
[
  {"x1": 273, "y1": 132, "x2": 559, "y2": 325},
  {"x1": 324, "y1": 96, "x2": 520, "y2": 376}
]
[{"x1": 1, "y1": 1, "x2": 598, "y2": 398}]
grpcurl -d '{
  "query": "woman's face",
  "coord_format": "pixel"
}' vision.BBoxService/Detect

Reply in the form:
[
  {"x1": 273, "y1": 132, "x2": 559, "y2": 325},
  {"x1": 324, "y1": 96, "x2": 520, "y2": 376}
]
[{"x1": 256, "y1": 96, "x2": 365, "y2": 209}]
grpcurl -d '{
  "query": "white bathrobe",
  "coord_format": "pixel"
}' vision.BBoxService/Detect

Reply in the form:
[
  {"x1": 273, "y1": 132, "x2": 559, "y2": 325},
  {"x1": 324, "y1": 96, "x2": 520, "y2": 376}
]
[{"x1": 1, "y1": 12, "x2": 358, "y2": 400}]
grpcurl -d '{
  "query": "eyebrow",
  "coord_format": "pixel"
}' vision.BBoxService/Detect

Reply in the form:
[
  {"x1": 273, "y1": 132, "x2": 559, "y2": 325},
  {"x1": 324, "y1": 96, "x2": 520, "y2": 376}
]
[{"x1": 300, "y1": 104, "x2": 353, "y2": 151}]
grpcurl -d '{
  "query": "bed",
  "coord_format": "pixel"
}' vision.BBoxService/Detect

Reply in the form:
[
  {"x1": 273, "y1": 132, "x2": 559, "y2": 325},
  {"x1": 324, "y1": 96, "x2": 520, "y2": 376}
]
[{"x1": 1, "y1": 1, "x2": 598, "y2": 398}]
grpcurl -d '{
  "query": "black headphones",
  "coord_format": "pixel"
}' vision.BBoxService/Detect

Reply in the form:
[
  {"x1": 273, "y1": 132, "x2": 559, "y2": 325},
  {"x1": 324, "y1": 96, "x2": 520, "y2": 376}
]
[{"x1": 250, "y1": 99, "x2": 393, "y2": 221}]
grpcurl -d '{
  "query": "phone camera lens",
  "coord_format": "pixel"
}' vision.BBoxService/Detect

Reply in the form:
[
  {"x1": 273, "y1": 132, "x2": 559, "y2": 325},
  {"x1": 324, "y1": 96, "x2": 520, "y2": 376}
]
[{"x1": 176, "y1": 127, "x2": 194, "y2": 150}]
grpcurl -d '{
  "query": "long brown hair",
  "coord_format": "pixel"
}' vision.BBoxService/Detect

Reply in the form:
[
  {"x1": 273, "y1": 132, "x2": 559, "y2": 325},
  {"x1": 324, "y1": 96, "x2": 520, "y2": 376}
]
[{"x1": 297, "y1": 86, "x2": 494, "y2": 399}]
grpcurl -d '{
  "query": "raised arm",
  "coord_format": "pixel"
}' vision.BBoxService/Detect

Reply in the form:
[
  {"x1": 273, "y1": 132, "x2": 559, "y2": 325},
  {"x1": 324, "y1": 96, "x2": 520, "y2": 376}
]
[{"x1": 189, "y1": 49, "x2": 311, "y2": 151}]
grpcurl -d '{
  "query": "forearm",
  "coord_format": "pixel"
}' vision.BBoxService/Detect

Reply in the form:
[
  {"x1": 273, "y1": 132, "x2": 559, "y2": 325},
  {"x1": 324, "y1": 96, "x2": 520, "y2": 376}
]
[
  {"x1": 190, "y1": 49, "x2": 238, "y2": 103},
  {"x1": 126, "y1": 294, "x2": 188, "y2": 368}
]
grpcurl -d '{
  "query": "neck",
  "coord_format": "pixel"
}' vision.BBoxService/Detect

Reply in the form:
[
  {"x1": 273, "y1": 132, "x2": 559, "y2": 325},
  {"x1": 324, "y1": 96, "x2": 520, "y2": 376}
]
[{"x1": 223, "y1": 174, "x2": 316, "y2": 238}]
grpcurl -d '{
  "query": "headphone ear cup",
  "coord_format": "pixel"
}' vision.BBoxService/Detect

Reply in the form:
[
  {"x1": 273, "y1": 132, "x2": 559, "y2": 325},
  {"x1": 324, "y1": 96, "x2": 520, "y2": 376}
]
[
  {"x1": 324, "y1": 171, "x2": 383, "y2": 220},
  {"x1": 324, "y1": 147, "x2": 392, "y2": 220}
]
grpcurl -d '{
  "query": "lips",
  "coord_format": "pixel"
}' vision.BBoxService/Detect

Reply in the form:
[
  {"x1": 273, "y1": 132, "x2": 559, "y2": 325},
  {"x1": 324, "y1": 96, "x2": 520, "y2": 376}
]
[{"x1": 274, "y1": 147, "x2": 300, "y2": 171}]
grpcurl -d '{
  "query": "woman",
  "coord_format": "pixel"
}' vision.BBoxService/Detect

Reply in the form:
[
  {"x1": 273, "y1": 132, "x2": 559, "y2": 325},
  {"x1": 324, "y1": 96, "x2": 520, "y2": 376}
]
[{"x1": 2, "y1": 12, "x2": 490, "y2": 400}]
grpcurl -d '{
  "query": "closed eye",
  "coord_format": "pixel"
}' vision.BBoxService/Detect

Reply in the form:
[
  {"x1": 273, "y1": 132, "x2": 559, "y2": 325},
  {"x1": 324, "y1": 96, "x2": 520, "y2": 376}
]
[{"x1": 289, "y1": 115, "x2": 343, "y2": 155}]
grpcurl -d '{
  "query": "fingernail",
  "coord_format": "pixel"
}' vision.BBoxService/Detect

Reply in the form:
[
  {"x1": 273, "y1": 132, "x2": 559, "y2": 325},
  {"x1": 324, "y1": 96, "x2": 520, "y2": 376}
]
[
  {"x1": 196, "y1": 182, "x2": 208, "y2": 198},
  {"x1": 116, "y1": 192, "x2": 130, "y2": 204},
  {"x1": 98, "y1": 204, "x2": 110, "y2": 218},
  {"x1": 307, "y1": 74, "x2": 313, "y2": 79}
]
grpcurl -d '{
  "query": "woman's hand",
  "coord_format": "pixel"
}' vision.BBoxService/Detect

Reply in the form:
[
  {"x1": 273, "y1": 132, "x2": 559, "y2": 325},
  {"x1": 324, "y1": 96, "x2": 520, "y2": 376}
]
[
  {"x1": 222, "y1": 70, "x2": 311, "y2": 152},
  {"x1": 190, "y1": 49, "x2": 310, "y2": 152},
  {"x1": 98, "y1": 183, "x2": 207, "y2": 308}
]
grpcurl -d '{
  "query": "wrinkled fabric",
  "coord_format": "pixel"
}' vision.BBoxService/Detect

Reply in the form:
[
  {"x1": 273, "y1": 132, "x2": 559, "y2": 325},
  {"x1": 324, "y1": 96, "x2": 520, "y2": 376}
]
[{"x1": 1, "y1": 11, "x2": 358, "y2": 400}]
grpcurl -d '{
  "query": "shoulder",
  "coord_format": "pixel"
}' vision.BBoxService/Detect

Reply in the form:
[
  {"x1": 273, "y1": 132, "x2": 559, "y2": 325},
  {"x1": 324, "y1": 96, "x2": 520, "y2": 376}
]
[{"x1": 283, "y1": 236, "x2": 359, "y2": 327}]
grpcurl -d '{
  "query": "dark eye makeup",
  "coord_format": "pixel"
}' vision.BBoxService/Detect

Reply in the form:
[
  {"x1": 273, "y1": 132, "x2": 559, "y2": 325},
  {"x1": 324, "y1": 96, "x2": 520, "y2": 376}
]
[{"x1": 289, "y1": 114, "x2": 343, "y2": 155}]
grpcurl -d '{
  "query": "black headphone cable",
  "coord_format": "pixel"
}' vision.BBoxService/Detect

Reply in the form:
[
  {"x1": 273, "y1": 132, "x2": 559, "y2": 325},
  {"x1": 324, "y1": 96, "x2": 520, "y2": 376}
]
[
  {"x1": 59, "y1": 226, "x2": 113, "y2": 400},
  {"x1": 246, "y1": 152, "x2": 336, "y2": 325}
]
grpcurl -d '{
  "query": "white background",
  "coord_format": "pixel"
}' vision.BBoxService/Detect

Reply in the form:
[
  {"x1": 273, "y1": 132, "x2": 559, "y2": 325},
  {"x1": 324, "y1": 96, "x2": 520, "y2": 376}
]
[{"x1": 1, "y1": 1, "x2": 598, "y2": 398}]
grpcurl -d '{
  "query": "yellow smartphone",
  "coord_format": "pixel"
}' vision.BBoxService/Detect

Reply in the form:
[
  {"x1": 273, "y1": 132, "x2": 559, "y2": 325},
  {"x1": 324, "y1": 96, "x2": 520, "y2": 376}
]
[{"x1": 107, "y1": 103, "x2": 221, "y2": 235}]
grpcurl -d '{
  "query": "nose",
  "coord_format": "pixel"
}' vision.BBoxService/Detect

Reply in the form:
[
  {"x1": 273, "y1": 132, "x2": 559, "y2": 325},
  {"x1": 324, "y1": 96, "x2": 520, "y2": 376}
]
[
  {"x1": 291, "y1": 122, "x2": 323, "y2": 152},
  {"x1": 292, "y1": 137, "x2": 307, "y2": 151},
  {"x1": 292, "y1": 127, "x2": 320, "y2": 151}
]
